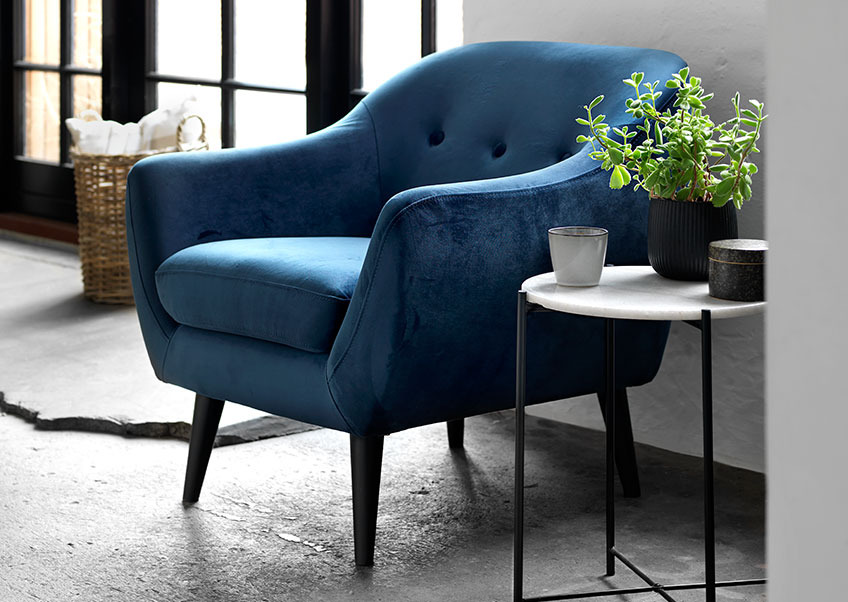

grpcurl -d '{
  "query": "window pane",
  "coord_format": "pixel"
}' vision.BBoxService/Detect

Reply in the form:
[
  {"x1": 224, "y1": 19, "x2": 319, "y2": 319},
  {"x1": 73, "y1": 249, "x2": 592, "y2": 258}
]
[
  {"x1": 361, "y1": 0, "x2": 420, "y2": 91},
  {"x1": 72, "y1": 0, "x2": 103, "y2": 69},
  {"x1": 235, "y1": 91, "x2": 305, "y2": 148},
  {"x1": 157, "y1": 83, "x2": 222, "y2": 150},
  {"x1": 156, "y1": 0, "x2": 221, "y2": 80},
  {"x1": 23, "y1": 0, "x2": 60, "y2": 65},
  {"x1": 72, "y1": 75, "x2": 102, "y2": 118},
  {"x1": 436, "y1": 0, "x2": 463, "y2": 51},
  {"x1": 24, "y1": 71, "x2": 60, "y2": 162},
  {"x1": 235, "y1": 0, "x2": 305, "y2": 90}
]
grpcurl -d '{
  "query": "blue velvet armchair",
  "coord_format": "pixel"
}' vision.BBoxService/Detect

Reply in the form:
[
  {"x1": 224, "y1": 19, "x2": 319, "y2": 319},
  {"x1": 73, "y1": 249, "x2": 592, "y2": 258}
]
[{"x1": 127, "y1": 41, "x2": 686, "y2": 566}]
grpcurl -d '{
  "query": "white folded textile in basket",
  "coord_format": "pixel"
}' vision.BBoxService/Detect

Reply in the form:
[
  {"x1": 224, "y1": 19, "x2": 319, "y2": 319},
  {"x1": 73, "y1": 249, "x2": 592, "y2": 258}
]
[
  {"x1": 66, "y1": 97, "x2": 203, "y2": 155},
  {"x1": 138, "y1": 97, "x2": 202, "y2": 151}
]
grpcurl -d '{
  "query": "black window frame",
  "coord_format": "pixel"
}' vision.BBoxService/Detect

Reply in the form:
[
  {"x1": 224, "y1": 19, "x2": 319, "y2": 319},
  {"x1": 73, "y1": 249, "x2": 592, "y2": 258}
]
[
  {"x1": 6, "y1": 0, "x2": 105, "y2": 222},
  {"x1": 0, "y1": 0, "x2": 442, "y2": 225},
  {"x1": 144, "y1": 0, "x2": 313, "y2": 147}
]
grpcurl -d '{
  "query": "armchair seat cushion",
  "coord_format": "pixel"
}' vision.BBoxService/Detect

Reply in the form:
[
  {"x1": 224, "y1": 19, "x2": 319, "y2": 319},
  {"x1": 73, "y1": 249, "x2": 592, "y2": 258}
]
[{"x1": 155, "y1": 237, "x2": 370, "y2": 353}]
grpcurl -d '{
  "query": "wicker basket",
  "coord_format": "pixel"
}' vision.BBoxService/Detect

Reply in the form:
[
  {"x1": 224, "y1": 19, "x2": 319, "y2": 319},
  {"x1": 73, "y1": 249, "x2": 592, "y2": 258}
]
[{"x1": 72, "y1": 115, "x2": 207, "y2": 304}]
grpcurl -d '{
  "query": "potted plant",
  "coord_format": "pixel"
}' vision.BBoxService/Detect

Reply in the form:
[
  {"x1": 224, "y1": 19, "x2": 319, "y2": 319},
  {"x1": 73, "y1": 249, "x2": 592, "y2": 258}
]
[{"x1": 576, "y1": 68, "x2": 767, "y2": 280}]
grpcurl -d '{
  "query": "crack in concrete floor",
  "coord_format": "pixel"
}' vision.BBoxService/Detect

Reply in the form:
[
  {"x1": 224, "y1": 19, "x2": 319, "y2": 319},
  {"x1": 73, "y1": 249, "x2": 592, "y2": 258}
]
[{"x1": 0, "y1": 236, "x2": 318, "y2": 446}]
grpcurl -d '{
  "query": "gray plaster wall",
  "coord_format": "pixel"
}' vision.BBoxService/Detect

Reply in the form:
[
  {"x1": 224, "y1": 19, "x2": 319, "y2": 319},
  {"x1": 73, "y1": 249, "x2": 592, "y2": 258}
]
[
  {"x1": 463, "y1": 0, "x2": 767, "y2": 472},
  {"x1": 766, "y1": 1, "x2": 848, "y2": 599}
]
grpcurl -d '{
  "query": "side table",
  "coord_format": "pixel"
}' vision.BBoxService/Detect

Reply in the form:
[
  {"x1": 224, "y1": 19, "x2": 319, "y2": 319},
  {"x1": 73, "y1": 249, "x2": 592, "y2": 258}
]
[{"x1": 514, "y1": 266, "x2": 766, "y2": 602}]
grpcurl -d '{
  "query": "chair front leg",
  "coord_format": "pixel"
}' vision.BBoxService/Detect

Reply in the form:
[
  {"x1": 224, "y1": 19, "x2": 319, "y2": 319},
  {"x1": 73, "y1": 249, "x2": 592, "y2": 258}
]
[
  {"x1": 183, "y1": 394, "x2": 225, "y2": 504},
  {"x1": 350, "y1": 434, "x2": 384, "y2": 566},
  {"x1": 596, "y1": 388, "x2": 641, "y2": 498}
]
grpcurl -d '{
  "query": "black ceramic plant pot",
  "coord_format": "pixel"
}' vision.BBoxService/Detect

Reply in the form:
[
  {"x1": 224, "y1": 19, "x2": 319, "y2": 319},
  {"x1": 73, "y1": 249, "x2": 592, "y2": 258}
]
[{"x1": 647, "y1": 197, "x2": 738, "y2": 281}]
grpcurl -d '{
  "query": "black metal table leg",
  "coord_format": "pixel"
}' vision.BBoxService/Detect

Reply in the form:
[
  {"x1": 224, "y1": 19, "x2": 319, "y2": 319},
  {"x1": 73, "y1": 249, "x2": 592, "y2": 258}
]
[
  {"x1": 605, "y1": 318, "x2": 616, "y2": 577},
  {"x1": 515, "y1": 290, "x2": 528, "y2": 602},
  {"x1": 701, "y1": 309, "x2": 716, "y2": 602}
]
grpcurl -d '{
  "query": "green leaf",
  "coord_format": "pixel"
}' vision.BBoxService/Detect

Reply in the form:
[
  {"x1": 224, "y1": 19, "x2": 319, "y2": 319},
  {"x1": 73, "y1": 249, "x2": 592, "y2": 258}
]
[
  {"x1": 608, "y1": 147, "x2": 624, "y2": 164},
  {"x1": 576, "y1": 117, "x2": 590, "y2": 126},
  {"x1": 715, "y1": 177, "x2": 735, "y2": 196},
  {"x1": 634, "y1": 72, "x2": 644, "y2": 86},
  {"x1": 589, "y1": 95, "x2": 604, "y2": 110},
  {"x1": 609, "y1": 164, "x2": 631, "y2": 189},
  {"x1": 591, "y1": 114, "x2": 606, "y2": 126},
  {"x1": 576, "y1": 135, "x2": 590, "y2": 143},
  {"x1": 740, "y1": 118, "x2": 758, "y2": 127},
  {"x1": 679, "y1": 66, "x2": 690, "y2": 80},
  {"x1": 665, "y1": 80, "x2": 679, "y2": 89},
  {"x1": 643, "y1": 170, "x2": 661, "y2": 192},
  {"x1": 712, "y1": 195, "x2": 731, "y2": 208}
]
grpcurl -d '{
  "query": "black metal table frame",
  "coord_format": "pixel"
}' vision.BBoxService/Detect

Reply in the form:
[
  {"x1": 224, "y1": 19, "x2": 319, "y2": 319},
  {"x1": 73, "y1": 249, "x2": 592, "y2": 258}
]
[{"x1": 513, "y1": 290, "x2": 766, "y2": 602}]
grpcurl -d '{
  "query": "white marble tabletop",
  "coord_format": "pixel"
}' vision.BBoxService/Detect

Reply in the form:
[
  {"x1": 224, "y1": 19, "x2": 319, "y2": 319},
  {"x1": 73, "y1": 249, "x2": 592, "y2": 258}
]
[{"x1": 522, "y1": 266, "x2": 765, "y2": 321}]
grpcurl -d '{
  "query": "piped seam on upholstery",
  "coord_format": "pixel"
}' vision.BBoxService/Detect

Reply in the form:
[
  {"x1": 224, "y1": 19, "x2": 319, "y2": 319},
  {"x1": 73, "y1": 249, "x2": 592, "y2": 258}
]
[
  {"x1": 326, "y1": 162, "x2": 605, "y2": 381},
  {"x1": 324, "y1": 374, "x2": 357, "y2": 435},
  {"x1": 360, "y1": 100, "x2": 384, "y2": 204},
  {"x1": 159, "y1": 324, "x2": 181, "y2": 382},
  {"x1": 125, "y1": 177, "x2": 172, "y2": 342},
  {"x1": 163, "y1": 317, "x2": 330, "y2": 354},
  {"x1": 155, "y1": 269, "x2": 356, "y2": 302}
]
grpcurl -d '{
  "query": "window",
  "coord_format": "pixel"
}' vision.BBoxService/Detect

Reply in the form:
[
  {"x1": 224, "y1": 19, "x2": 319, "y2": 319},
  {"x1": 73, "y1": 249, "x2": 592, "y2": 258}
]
[
  {"x1": 14, "y1": 0, "x2": 102, "y2": 164},
  {"x1": 360, "y1": 0, "x2": 462, "y2": 92},
  {"x1": 2, "y1": 0, "x2": 102, "y2": 222},
  {"x1": 1, "y1": 0, "x2": 462, "y2": 224},
  {"x1": 149, "y1": 0, "x2": 307, "y2": 149}
]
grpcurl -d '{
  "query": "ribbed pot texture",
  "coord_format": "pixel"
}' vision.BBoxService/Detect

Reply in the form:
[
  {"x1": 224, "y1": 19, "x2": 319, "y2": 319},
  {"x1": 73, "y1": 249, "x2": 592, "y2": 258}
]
[{"x1": 647, "y1": 197, "x2": 738, "y2": 281}]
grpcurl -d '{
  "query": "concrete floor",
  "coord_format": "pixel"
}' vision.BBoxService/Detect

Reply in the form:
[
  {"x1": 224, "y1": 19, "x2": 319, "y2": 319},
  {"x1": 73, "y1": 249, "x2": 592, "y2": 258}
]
[
  {"x1": 0, "y1": 410, "x2": 765, "y2": 602},
  {"x1": 0, "y1": 235, "x2": 766, "y2": 601}
]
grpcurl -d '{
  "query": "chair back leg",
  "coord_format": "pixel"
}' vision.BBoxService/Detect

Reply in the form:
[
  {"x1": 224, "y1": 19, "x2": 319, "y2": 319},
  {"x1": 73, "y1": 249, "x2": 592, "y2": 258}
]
[
  {"x1": 447, "y1": 418, "x2": 465, "y2": 449},
  {"x1": 183, "y1": 394, "x2": 225, "y2": 504},
  {"x1": 350, "y1": 434, "x2": 384, "y2": 566},
  {"x1": 596, "y1": 388, "x2": 641, "y2": 498}
]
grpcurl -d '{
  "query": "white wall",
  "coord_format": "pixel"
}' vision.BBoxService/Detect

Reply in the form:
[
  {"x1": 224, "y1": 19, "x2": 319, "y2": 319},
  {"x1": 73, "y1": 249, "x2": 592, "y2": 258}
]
[
  {"x1": 464, "y1": 0, "x2": 767, "y2": 471},
  {"x1": 766, "y1": 1, "x2": 848, "y2": 599}
]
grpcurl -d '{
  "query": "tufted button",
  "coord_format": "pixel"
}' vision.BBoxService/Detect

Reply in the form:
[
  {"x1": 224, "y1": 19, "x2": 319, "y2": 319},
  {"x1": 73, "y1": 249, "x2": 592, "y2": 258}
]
[
  {"x1": 429, "y1": 130, "x2": 445, "y2": 146},
  {"x1": 492, "y1": 142, "x2": 507, "y2": 158}
]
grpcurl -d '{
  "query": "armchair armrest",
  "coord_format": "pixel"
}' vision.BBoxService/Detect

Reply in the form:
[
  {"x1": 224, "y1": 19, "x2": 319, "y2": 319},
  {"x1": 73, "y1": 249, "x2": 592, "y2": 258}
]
[
  {"x1": 127, "y1": 107, "x2": 380, "y2": 375},
  {"x1": 327, "y1": 146, "x2": 663, "y2": 435}
]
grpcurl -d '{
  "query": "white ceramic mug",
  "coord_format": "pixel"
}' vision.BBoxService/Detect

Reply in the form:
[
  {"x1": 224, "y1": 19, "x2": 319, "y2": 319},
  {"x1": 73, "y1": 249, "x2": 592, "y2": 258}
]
[{"x1": 548, "y1": 226, "x2": 608, "y2": 286}]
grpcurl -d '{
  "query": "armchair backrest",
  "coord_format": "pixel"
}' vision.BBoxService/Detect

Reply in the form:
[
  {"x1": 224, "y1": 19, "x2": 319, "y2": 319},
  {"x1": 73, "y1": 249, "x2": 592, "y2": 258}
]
[{"x1": 360, "y1": 41, "x2": 685, "y2": 202}]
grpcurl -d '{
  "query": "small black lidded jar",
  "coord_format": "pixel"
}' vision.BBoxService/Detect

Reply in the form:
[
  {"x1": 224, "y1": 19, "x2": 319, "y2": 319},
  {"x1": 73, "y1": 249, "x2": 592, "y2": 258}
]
[{"x1": 708, "y1": 239, "x2": 767, "y2": 302}]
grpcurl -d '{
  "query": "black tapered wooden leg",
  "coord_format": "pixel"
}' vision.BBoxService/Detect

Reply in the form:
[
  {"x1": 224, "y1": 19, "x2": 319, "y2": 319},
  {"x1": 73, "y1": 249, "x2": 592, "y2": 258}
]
[
  {"x1": 350, "y1": 434, "x2": 384, "y2": 566},
  {"x1": 596, "y1": 388, "x2": 641, "y2": 498},
  {"x1": 447, "y1": 418, "x2": 464, "y2": 449},
  {"x1": 183, "y1": 394, "x2": 225, "y2": 504}
]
